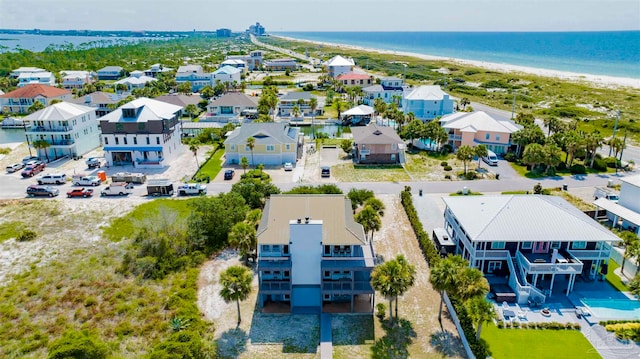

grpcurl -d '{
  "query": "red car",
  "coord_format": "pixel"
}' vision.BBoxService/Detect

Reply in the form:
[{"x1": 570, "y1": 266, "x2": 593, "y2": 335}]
[
  {"x1": 21, "y1": 162, "x2": 46, "y2": 177},
  {"x1": 66, "y1": 188, "x2": 94, "y2": 198}
]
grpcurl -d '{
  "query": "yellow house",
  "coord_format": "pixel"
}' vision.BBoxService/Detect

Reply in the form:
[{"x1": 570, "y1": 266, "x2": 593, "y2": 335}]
[
  {"x1": 224, "y1": 123, "x2": 301, "y2": 165},
  {"x1": 439, "y1": 111, "x2": 522, "y2": 155}
]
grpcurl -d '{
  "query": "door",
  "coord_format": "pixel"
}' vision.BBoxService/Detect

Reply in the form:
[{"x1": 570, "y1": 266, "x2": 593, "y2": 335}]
[{"x1": 532, "y1": 242, "x2": 549, "y2": 254}]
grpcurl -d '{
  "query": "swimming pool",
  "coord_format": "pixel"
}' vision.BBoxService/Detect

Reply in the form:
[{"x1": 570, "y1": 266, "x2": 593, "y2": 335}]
[{"x1": 580, "y1": 298, "x2": 640, "y2": 319}]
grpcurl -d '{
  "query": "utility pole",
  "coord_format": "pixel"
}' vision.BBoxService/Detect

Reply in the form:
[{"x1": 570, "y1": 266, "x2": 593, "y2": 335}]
[
  {"x1": 609, "y1": 110, "x2": 620, "y2": 157},
  {"x1": 510, "y1": 89, "x2": 518, "y2": 120}
]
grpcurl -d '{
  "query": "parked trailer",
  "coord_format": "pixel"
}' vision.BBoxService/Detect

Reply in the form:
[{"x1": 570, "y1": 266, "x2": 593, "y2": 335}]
[
  {"x1": 111, "y1": 172, "x2": 147, "y2": 184},
  {"x1": 147, "y1": 179, "x2": 174, "y2": 197}
]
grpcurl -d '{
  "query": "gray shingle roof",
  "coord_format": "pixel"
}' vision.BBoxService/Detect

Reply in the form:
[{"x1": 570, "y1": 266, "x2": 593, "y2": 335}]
[
  {"x1": 224, "y1": 122, "x2": 299, "y2": 145},
  {"x1": 209, "y1": 93, "x2": 258, "y2": 108},
  {"x1": 351, "y1": 124, "x2": 403, "y2": 145},
  {"x1": 443, "y1": 195, "x2": 622, "y2": 243}
]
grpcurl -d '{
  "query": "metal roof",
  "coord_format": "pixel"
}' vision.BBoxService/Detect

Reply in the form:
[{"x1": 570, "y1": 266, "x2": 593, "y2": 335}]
[
  {"x1": 439, "y1": 111, "x2": 521, "y2": 134},
  {"x1": 257, "y1": 195, "x2": 366, "y2": 245},
  {"x1": 594, "y1": 198, "x2": 640, "y2": 227},
  {"x1": 403, "y1": 85, "x2": 448, "y2": 100},
  {"x1": 100, "y1": 97, "x2": 182, "y2": 123},
  {"x1": 620, "y1": 174, "x2": 640, "y2": 188},
  {"x1": 24, "y1": 101, "x2": 95, "y2": 121},
  {"x1": 443, "y1": 195, "x2": 621, "y2": 243}
]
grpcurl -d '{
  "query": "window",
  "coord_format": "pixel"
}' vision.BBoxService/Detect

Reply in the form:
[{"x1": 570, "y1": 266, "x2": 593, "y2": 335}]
[
  {"x1": 283, "y1": 294, "x2": 290, "y2": 300},
  {"x1": 485, "y1": 133, "x2": 491, "y2": 140},
  {"x1": 115, "y1": 123, "x2": 123, "y2": 131},
  {"x1": 283, "y1": 245, "x2": 289, "y2": 255},
  {"x1": 146, "y1": 137, "x2": 150, "y2": 145},
  {"x1": 572, "y1": 241, "x2": 587, "y2": 250},
  {"x1": 491, "y1": 241, "x2": 506, "y2": 249},
  {"x1": 283, "y1": 271, "x2": 290, "y2": 278},
  {"x1": 266, "y1": 145, "x2": 275, "y2": 151},
  {"x1": 156, "y1": 137, "x2": 160, "y2": 145},
  {"x1": 323, "y1": 271, "x2": 331, "y2": 278},
  {"x1": 230, "y1": 145, "x2": 236, "y2": 151},
  {"x1": 261, "y1": 245, "x2": 270, "y2": 252},
  {"x1": 496, "y1": 134, "x2": 501, "y2": 141},
  {"x1": 324, "y1": 246, "x2": 330, "y2": 255},
  {"x1": 488, "y1": 261, "x2": 502, "y2": 272},
  {"x1": 115, "y1": 137, "x2": 119, "y2": 145},
  {"x1": 123, "y1": 137, "x2": 127, "y2": 145},
  {"x1": 104, "y1": 137, "x2": 108, "y2": 145},
  {"x1": 285, "y1": 144, "x2": 290, "y2": 150},
  {"x1": 551, "y1": 242, "x2": 561, "y2": 249},
  {"x1": 521, "y1": 242, "x2": 532, "y2": 250},
  {"x1": 245, "y1": 146, "x2": 251, "y2": 151},
  {"x1": 133, "y1": 137, "x2": 137, "y2": 145}
]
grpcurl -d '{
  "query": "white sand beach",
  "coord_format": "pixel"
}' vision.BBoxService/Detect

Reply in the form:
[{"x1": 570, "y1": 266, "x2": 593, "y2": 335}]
[{"x1": 274, "y1": 35, "x2": 640, "y2": 90}]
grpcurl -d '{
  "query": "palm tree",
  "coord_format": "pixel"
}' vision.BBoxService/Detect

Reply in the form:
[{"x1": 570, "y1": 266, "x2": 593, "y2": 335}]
[
  {"x1": 334, "y1": 97, "x2": 346, "y2": 121},
  {"x1": 355, "y1": 205, "x2": 381, "y2": 242},
  {"x1": 371, "y1": 260, "x2": 398, "y2": 322},
  {"x1": 291, "y1": 105, "x2": 301, "y2": 120},
  {"x1": 394, "y1": 254, "x2": 416, "y2": 320},
  {"x1": 189, "y1": 141, "x2": 200, "y2": 169},
  {"x1": 246, "y1": 137, "x2": 256, "y2": 167},
  {"x1": 542, "y1": 143, "x2": 562, "y2": 173},
  {"x1": 456, "y1": 145, "x2": 475, "y2": 175},
  {"x1": 522, "y1": 143, "x2": 545, "y2": 171},
  {"x1": 228, "y1": 222, "x2": 258, "y2": 265},
  {"x1": 309, "y1": 97, "x2": 318, "y2": 138},
  {"x1": 430, "y1": 255, "x2": 467, "y2": 329},
  {"x1": 32, "y1": 139, "x2": 51, "y2": 162},
  {"x1": 364, "y1": 198, "x2": 385, "y2": 217},
  {"x1": 219, "y1": 265, "x2": 253, "y2": 326},
  {"x1": 564, "y1": 131, "x2": 584, "y2": 167},
  {"x1": 474, "y1": 144, "x2": 488, "y2": 168},
  {"x1": 620, "y1": 231, "x2": 639, "y2": 274},
  {"x1": 584, "y1": 131, "x2": 604, "y2": 168},
  {"x1": 460, "y1": 97, "x2": 471, "y2": 111},
  {"x1": 27, "y1": 101, "x2": 45, "y2": 113},
  {"x1": 466, "y1": 296, "x2": 495, "y2": 340},
  {"x1": 245, "y1": 209, "x2": 262, "y2": 229},
  {"x1": 609, "y1": 137, "x2": 625, "y2": 173},
  {"x1": 373, "y1": 98, "x2": 387, "y2": 125},
  {"x1": 184, "y1": 104, "x2": 199, "y2": 119},
  {"x1": 240, "y1": 156, "x2": 249, "y2": 174},
  {"x1": 454, "y1": 267, "x2": 490, "y2": 301}
]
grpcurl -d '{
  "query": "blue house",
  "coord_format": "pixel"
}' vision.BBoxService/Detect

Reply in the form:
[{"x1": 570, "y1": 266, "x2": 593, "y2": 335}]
[
  {"x1": 402, "y1": 85, "x2": 454, "y2": 120},
  {"x1": 175, "y1": 65, "x2": 213, "y2": 92}
]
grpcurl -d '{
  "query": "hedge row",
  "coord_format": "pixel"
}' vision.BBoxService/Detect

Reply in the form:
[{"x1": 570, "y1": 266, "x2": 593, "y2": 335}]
[
  {"x1": 497, "y1": 320, "x2": 581, "y2": 330},
  {"x1": 600, "y1": 319, "x2": 640, "y2": 326},
  {"x1": 400, "y1": 187, "x2": 491, "y2": 359},
  {"x1": 604, "y1": 323, "x2": 640, "y2": 341}
]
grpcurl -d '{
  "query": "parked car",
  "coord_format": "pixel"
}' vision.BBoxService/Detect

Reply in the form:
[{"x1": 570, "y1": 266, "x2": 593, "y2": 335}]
[
  {"x1": 21, "y1": 163, "x2": 46, "y2": 177},
  {"x1": 37, "y1": 173, "x2": 67, "y2": 185},
  {"x1": 321, "y1": 166, "x2": 331, "y2": 178},
  {"x1": 86, "y1": 157, "x2": 105, "y2": 169},
  {"x1": 72, "y1": 175, "x2": 101, "y2": 186},
  {"x1": 26, "y1": 185, "x2": 59, "y2": 197},
  {"x1": 177, "y1": 183, "x2": 207, "y2": 196},
  {"x1": 594, "y1": 187, "x2": 619, "y2": 202},
  {"x1": 284, "y1": 162, "x2": 293, "y2": 171},
  {"x1": 21, "y1": 156, "x2": 39, "y2": 165},
  {"x1": 482, "y1": 150, "x2": 499, "y2": 166},
  {"x1": 100, "y1": 182, "x2": 133, "y2": 196},
  {"x1": 6, "y1": 163, "x2": 24, "y2": 173},
  {"x1": 224, "y1": 169, "x2": 235, "y2": 180},
  {"x1": 67, "y1": 188, "x2": 94, "y2": 198}
]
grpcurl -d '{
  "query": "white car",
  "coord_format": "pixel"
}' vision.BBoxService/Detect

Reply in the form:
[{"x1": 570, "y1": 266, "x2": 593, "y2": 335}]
[
  {"x1": 6, "y1": 163, "x2": 24, "y2": 173},
  {"x1": 283, "y1": 162, "x2": 293, "y2": 171},
  {"x1": 73, "y1": 175, "x2": 101, "y2": 186}
]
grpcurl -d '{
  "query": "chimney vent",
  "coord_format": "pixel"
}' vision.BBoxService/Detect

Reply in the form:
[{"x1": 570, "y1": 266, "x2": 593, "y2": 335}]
[
  {"x1": 305, "y1": 217, "x2": 310, "y2": 224},
  {"x1": 297, "y1": 218, "x2": 302, "y2": 224}
]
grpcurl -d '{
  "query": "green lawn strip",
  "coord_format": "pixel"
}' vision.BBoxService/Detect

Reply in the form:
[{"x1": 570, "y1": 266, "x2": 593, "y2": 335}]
[
  {"x1": 331, "y1": 163, "x2": 411, "y2": 182},
  {"x1": 102, "y1": 199, "x2": 193, "y2": 242},
  {"x1": 482, "y1": 323, "x2": 601, "y2": 359},
  {"x1": 509, "y1": 161, "x2": 613, "y2": 179},
  {"x1": 0, "y1": 221, "x2": 27, "y2": 243},
  {"x1": 606, "y1": 259, "x2": 629, "y2": 292},
  {"x1": 194, "y1": 149, "x2": 224, "y2": 180}
]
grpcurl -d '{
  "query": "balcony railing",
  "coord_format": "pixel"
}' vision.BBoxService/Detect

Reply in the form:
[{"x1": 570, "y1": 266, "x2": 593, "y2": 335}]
[
  {"x1": 567, "y1": 249, "x2": 611, "y2": 260},
  {"x1": 258, "y1": 258, "x2": 292, "y2": 270},
  {"x1": 449, "y1": 134, "x2": 462, "y2": 141},
  {"x1": 260, "y1": 281, "x2": 291, "y2": 292},
  {"x1": 475, "y1": 250, "x2": 510, "y2": 259},
  {"x1": 516, "y1": 251, "x2": 583, "y2": 275},
  {"x1": 322, "y1": 280, "x2": 373, "y2": 293},
  {"x1": 29, "y1": 126, "x2": 72, "y2": 133},
  {"x1": 49, "y1": 140, "x2": 75, "y2": 146},
  {"x1": 322, "y1": 258, "x2": 370, "y2": 270}
]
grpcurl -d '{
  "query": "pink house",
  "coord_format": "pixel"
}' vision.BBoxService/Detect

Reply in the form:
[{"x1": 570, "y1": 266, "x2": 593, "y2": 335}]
[{"x1": 439, "y1": 111, "x2": 521, "y2": 155}]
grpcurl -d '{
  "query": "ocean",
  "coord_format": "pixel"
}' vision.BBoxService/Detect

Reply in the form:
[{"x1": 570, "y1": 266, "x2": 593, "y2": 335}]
[
  {"x1": 0, "y1": 34, "x2": 151, "y2": 53},
  {"x1": 274, "y1": 31, "x2": 640, "y2": 79}
]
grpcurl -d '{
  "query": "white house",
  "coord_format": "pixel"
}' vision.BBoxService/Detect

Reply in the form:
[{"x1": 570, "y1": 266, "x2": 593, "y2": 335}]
[
  {"x1": 17, "y1": 71, "x2": 56, "y2": 87},
  {"x1": 324, "y1": 55, "x2": 355, "y2": 78},
  {"x1": 224, "y1": 50, "x2": 263, "y2": 70},
  {"x1": 594, "y1": 175, "x2": 640, "y2": 235},
  {"x1": 99, "y1": 98, "x2": 183, "y2": 169},
  {"x1": 143, "y1": 64, "x2": 173, "y2": 78},
  {"x1": 24, "y1": 102, "x2": 100, "y2": 160},
  {"x1": 97, "y1": 66, "x2": 124, "y2": 80},
  {"x1": 212, "y1": 66, "x2": 242, "y2": 86},
  {"x1": 363, "y1": 76, "x2": 407, "y2": 106},
  {"x1": 10, "y1": 67, "x2": 46, "y2": 78},
  {"x1": 114, "y1": 71, "x2": 157, "y2": 91},
  {"x1": 401, "y1": 85, "x2": 454, "y2": 120},
  {"x1": 175, "y1": 65, "x2": 213, "y2": 91},
  {"x1": 60, "y1": 70, "x2": 95, "y2": 89}
]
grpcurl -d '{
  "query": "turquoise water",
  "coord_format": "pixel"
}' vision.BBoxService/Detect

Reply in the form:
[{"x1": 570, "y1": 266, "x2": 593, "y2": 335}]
[
  {"x1": 0, "y1": 128, "x2": 27, "y2": 145},
  {"x1": 275, "y1": 31, "x2": 640, "y2": 79},
  {"x1": 581, "y1": 298, "x2": 640, "y2": 319}
]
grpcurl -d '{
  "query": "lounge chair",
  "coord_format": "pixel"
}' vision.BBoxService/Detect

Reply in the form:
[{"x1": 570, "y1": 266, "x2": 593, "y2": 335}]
[{"x1": 517, "y1": 308, "x2": 528, "y2": 320}]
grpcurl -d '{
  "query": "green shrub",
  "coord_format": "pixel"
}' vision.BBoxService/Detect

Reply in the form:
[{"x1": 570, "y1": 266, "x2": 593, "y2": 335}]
[
  {"x1": 375, "y1": 303, "x2": 386, "y2": 320},
  {"x1": 504, "y1": 152, "x2": 518, "y2": 162},
  {"x1": 0, "y1": 147, "x2": 11, "y2": 155},
  {"x1": 444, "y1": 174, "x2": 451, "y2": 180},
  {"x1": 570, "y1": 164, "x2": 587, "y2": 174},
  {"x1": 603, "y1": 157, "x2": 621, "y2": 169},
  {"x1": 17, "y1": 229, "x2": 37, "y2": 242},
  {"x1": 593, "y1": 157, "x2": 608, "y2": 171},
  {"x1": 48, "y1": 329, "x2": 109, "y2": 359},
  {"x1": 513, "y1": 321, "x2": 520, "y2": 328},
  {"x1": 440, "y1": 161, "x2": 448, "y2": 167},
  {"x1": 465, "y1": 171, "x2": 478, "y2": 180},
  {"x1": 444, "y1": 165, "x2": 452, "y2": 171},
  {"x1": 604, "y1": 322, "x2": 640, "y2": 341},
  {"x1": 496, "y1": 320, "x2": 504, "y2": 329}
]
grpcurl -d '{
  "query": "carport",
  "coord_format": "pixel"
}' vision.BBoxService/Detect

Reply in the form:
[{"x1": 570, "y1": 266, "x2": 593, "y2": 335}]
[{"x1": 593, "y1": 198, "x2": 640, "y2": 234}]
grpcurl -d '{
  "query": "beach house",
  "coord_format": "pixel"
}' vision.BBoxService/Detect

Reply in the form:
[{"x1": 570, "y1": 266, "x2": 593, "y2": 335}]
[
  {"x1": 336, "y1": 72, "x2": 373, "y2": 88},
  {"x1": 69, "y1": 91, "x2": 126, "y2": 117},
  {"x1": 17, "y1": 71, "x2": 56, "y2": 87},
  {"x1": 24, "y1": 102, "x2": 100, "y2": 160},
  {"x1": 175, "y1": 65, "x2": 213, "y2": 92},
  {"x1": 401, "y1": 85, "x2": 454, "y2": 120},
  {"x1": 212, "y1": 66, "x2": 242, "y2": 86},
  {"x1": 324, "y1": 55, "x2": 355, "y2": 78},
  {"x1": 257, "y1": 194, "x2": 375, "y2": 314},
  {"x1": 593, "y1": 174, "x2": 640, "y2": 235},
  {"x1": 351, "y1": 124, "x2": 404, "y2": 164},
  {"x1": 439, "y1": 111, "x2": 521, "y2": 155},
  {"x1": 114, "y1": 71, "x2": 157, "y2": 91},
  {"x1": 97, "y1": 66, "x2": 124, "y2": 80},
  {"x1": 224, "y1": 50, "x2": 263, "y2": 71},
  {"x1": 277, "y1": 92, "x2": 322, "y2": 117},
  {"x1": 362, "y1": 76, "x2": 406, "y2": 106},
  {"x1": 223, "y1": 122, "x2": 301, "y2": 166},
  {"x1": 0, "y1": 84, "x2": 72, "y2": 114},
  {"x1": 99, "y1": 97, "x2": 183, "y2": 168},
  {"x1": 441, "y1": 195, "x2": 621, "y2": 304},
  {"x1": 207, "y1": 93, "x2": 258, "y2": 119},
  {"x1": 143, "y1": 64, "x2": 173, "y2": 78},
  {"x1": 10, "y1": 67, "x2": 47, "y2": 78},
  {"x1": 60, "y1": 70, "x2": 95, "y2": 89},
  {"x1": 263, "y1": 58, "x2": 298, "y2": 72}
]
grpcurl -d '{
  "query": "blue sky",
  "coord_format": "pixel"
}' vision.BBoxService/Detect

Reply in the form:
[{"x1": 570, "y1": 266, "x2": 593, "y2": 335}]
[{"x1": 0, "y1": 0, "x2": 638, "y2": 32}]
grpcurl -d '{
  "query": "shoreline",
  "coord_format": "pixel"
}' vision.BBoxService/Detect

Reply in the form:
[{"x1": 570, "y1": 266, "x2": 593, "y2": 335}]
[{"x1": 272, "y1": 35, "x2": 640, "y2": 90}]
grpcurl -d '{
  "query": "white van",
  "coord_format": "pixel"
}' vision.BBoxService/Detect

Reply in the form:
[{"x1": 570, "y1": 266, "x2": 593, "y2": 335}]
[{"x1": 482, "y1": 150, "x2": 498, "y2": 166}]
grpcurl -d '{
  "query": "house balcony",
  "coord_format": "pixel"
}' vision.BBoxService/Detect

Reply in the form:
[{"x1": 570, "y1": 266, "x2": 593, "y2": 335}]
[
  {"x1": 322, "y1": 280, "x2": 373, "y2": 294},
  {"x1": 322, "y1": 258, "x2": 373, "y2": 271},
  {"x1": 448, "y1": 134, "x2": 462, "y2": 141},
  {"x1": 516, "y1": 251, "x2": 583, "y2": 275},
  {"x1": 29, "y1": 126, "x2": 73, "y2": 133},
  {"x1": 49, "y1": 139, "x2": 75, "y2": 147},
  {"x1": 259, "y1": 280, "x2": 291, "y2": 294},
  {"x1": 567, "y1": 249, "x2": 611, "y2": 261},
  {"x1": 258, "y1": 258, "x2": 292, "y2": 271},
  {"x1": 474, "y1": 250, "x2": 511, "y2": 260}
]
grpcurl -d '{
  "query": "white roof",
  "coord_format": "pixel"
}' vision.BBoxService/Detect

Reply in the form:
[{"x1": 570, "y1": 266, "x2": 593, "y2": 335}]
[
  {"x1": 221, "y1": 59, "x2": 246, "y2": 66},
  {"x1": 439, "y1": 111, "x2": 521, "y2": 134},
  {"x1": 403, "y1": 85, "x2": 448, "y2": 100},
  {"x1": 177, "y1": 65, "x2": 203, "y2": 74},
  {"x1": 213, "y1": 66, "x2": 242, "y2": 75},
  {"x1": 24, "y1": 101, "x2": 95, "y2": 121},
  {"x1": 443, "y1": 195, "x2": 621, "y2": 243},
  {"x1": 18, "y1": 71, "x2": 53, "y2": 79},
  {"x1": 343, "y1": 104, "x2": 374, "y2": 116},
  {"x1": 594, "y1": 198, "x2": 640, "y2": 227},
  {"x1": 114, "y1": 75, "x2": 157, "y2": 86},
  {"x1": 324, "y1": 55, "x2": 355, "y2": 67},
  {"x1": 101, "y1": 97, "x2": 182, "y2": 123},
  {"x1": 13, "y1": 67, "x2": 46, "y2": 73},
  {"x1": 620, "y1": 174, "x2": 640, "y2": 188}
]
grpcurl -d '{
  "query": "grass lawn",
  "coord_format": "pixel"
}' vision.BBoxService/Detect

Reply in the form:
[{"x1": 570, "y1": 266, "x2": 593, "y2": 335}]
[
  {"x1": 331, "y1": 163, "x2": 411, "y2": 182},
  {"x1": 482, "y1": 323, "x2": 601, "y2": 359},
  {"x1": 0, "y1": 220, "x2": 27, "y2": 243},
  {"x1": 102, "y1": 198, "x2": 194, "y2": 241},
  {"x1": 194, "y1": 149, "x2": 224, "y2": 180},
  {"x1": 509, "y1": 161, "x2": 613, "y2": 179},
  {"x1": 606, "y1": 259, "x2": 630, "y2": 292}
]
